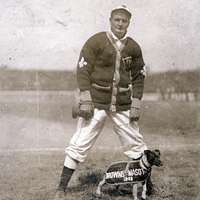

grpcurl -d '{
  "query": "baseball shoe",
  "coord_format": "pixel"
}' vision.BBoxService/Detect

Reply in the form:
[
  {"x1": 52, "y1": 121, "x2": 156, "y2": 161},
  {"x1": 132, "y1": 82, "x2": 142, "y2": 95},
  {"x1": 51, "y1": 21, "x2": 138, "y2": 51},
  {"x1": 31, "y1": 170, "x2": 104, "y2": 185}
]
[
  {"x1": 53, "y1": 166, "x2": 75, "y2": 200},
  {"x1": 53, "y1": 190, "x2": 66, "y2": 200}
]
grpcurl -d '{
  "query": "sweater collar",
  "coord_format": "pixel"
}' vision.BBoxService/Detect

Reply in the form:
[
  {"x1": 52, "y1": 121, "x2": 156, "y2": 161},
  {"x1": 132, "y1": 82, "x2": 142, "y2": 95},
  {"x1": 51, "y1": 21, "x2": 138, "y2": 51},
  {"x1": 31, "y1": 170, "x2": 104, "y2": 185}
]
[{"x1": 109, "y1": 30, "x2": 128, "y2": 42}]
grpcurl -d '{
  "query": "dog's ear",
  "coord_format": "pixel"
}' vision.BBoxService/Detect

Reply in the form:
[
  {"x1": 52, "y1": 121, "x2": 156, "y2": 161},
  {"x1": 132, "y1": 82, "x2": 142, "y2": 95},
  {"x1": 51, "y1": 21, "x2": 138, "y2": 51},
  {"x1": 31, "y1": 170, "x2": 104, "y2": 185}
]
[
  {"x1": 154, "y1": 149, "x2": 160, "y2": 156},
  {"x1": 143, "y1": 150, "x2": 155, "y2": 165},
  {"x1": 144, "y1": 150, "x2": 151, "y2": 155}
]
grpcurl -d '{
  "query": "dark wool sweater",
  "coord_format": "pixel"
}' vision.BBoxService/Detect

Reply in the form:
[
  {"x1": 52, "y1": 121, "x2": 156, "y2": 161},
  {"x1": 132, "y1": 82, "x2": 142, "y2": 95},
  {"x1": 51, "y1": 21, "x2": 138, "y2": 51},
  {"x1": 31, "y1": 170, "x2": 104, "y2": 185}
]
[{"x1": 77, "y1": 32, "x2": 145, "y2": 111}]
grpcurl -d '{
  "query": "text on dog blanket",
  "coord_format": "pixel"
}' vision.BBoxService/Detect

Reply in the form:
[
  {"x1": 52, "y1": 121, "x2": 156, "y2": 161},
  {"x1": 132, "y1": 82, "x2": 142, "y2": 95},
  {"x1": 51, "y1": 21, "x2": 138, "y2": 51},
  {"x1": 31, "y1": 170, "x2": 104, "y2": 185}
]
[{"x1": 106, "y1": 168, "x2": 145, "y2": 179}]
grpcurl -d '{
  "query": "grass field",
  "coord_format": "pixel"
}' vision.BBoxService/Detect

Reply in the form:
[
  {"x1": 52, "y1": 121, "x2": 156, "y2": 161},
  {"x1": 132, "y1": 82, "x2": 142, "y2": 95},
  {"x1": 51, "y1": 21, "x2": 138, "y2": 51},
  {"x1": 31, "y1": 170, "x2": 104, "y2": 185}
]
[
  {"x1": 0, "y1": 91, "x2": 199, "y2": 200},
  {"x1": 0, "y1": 149, "x2": 199, "y2": 200}
]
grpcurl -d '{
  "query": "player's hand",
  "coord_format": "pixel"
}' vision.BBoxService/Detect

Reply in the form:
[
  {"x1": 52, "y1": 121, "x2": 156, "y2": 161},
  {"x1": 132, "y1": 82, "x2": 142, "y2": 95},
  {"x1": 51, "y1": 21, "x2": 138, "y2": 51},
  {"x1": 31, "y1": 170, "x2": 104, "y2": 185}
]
[
  {"x1": 130, "y1": 98, "x2": 141, "y2": 122},
  {"x1": 79, "y1": 91, "x2": 94, "y2": 120},
  {"x1": 130, "y1": 107, "x2": 140, "y2": 122},
  {"x1": 79, "y1": 101, "x2": 94, "y2": 120}
]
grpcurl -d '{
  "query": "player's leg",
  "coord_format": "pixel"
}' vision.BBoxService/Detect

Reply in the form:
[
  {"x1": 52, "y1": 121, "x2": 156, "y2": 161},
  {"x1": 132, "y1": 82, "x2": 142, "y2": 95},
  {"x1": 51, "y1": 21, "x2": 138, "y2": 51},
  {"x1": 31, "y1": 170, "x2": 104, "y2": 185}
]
[
  {"x1": 55, "y1": 109, "x2": 107, "y2": 197},
  {"x1": 109, "y1": 110, "x2": 155, "y2": 196},
  {"x1": 109, "y1": 110, "x2": 147, "y2": 159},
  {"x1": 54, "y1": 164, "x2": 76, "y2": 199},
  {"x1": 146, "y1": 173, "x2": 154, "y2": 196}
]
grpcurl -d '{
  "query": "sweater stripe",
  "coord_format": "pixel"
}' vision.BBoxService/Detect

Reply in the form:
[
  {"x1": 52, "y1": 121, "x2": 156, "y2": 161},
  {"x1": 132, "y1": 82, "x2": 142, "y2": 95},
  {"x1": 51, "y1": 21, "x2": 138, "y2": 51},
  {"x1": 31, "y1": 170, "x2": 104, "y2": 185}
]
[{"x1": 106, "y1": 32, "x2": 127, "y2": 111}]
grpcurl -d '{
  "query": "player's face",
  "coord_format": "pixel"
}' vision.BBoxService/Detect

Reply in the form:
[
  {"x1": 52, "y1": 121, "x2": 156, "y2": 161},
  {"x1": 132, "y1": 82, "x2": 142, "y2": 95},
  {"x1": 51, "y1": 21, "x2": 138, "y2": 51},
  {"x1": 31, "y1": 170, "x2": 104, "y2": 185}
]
[{"x1": 110, "y1": 11, "x2": 130, "y2": 39}]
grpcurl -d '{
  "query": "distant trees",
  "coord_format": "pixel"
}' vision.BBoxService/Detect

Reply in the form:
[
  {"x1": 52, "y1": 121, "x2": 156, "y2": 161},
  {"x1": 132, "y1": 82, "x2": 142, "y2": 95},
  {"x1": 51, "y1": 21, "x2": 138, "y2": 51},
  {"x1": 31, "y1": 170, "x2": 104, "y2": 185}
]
[
  {"x1": 0, "y1": 68, "x2": 199, "y2": 101},
  {"x1": 0, "y1": 68, "x2": 77, "y2": 90},
  {"x1": 144, "y1": 69, "x2": 200, "y2": 101}
]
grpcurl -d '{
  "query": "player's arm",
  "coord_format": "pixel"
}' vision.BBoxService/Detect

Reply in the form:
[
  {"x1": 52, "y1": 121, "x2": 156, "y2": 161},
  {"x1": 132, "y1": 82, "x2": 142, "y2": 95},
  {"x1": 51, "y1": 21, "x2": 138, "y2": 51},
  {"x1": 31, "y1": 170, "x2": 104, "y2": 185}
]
[
  {"x1": 77, "y1": 36, "x2": 98, "y2": 91},
  {"x1": 130, "y1": 45, "x2": 146, "y2": 122},
  {"x1": 75, "y1": 36, "x2": 99, "y2": 119}
]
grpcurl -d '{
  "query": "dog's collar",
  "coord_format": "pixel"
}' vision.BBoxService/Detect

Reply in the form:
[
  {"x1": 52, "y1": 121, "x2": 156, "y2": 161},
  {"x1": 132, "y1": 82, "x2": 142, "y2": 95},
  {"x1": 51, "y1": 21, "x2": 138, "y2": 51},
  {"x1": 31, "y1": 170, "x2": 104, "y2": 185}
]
[{"x1": 140, "y1": 155, "x2": 151, "y2": 171}]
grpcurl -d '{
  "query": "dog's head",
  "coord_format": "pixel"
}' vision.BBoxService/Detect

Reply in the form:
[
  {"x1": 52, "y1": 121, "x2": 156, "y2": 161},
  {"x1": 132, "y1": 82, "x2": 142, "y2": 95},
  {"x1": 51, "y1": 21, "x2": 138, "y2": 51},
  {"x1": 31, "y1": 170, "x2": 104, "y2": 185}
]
[{"x1": 144, "y1": 149, "x2": 162, "y2": 167}]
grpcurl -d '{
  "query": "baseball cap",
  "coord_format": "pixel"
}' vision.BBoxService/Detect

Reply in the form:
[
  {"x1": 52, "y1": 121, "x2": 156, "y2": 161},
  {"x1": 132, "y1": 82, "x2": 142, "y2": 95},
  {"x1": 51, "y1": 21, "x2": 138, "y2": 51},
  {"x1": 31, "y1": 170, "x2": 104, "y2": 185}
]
[{"x1": 111, "y1": 5, "x2": 132, "y2": 18}]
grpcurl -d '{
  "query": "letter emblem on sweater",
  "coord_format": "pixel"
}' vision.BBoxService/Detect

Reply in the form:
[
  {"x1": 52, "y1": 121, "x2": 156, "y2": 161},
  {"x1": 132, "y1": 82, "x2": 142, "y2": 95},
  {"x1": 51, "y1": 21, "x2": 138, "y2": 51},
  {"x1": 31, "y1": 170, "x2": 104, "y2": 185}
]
[
  {"x1": 79, "y1": 57, "x2": 87, "y2": 68},
  {"x1": 122, "y1": 56, "x2": 132, "y2": 71}
]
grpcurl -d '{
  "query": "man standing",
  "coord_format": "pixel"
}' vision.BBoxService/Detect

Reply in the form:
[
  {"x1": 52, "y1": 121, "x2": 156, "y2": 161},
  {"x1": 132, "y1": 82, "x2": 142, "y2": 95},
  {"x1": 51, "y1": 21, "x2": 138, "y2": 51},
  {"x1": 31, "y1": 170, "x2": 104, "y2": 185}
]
[{"x1": 54, "y1": 5, "x2": 149, "y2": 199}]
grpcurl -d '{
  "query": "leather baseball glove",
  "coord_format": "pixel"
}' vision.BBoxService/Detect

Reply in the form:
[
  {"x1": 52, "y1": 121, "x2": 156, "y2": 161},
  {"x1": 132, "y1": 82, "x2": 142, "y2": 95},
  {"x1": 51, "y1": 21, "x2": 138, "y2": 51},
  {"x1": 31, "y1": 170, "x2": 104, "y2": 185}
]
[{"x1": 73, "y1": 90, "x2": 94, "y2": 120}]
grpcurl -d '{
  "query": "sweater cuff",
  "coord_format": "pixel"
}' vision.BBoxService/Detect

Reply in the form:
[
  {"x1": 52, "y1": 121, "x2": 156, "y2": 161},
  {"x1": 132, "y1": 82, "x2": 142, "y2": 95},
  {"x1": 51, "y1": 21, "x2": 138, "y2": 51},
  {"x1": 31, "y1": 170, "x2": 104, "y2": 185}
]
[
  {"x1": 131, "y1": 98, "x2": 141, "y2": 109},
  {"x1": 80, "y1": 90, "x2": 92, "y2": 102}
]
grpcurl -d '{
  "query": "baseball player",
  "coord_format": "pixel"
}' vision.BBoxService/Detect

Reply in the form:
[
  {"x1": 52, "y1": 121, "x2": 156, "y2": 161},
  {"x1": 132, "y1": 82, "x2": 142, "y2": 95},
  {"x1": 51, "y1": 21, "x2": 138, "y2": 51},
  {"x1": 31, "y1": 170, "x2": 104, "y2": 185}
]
[{"x1": 54, "y1": 5, "x2": 150, "y2": 199}]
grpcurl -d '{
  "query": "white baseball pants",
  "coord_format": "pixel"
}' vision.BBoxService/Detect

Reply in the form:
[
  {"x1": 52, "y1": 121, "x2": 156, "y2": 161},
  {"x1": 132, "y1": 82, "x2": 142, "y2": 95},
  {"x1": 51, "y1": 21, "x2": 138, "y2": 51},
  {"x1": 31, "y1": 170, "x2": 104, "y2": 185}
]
[{"x1": 64, "y1": 108, "x2": 147, "y2": 169}]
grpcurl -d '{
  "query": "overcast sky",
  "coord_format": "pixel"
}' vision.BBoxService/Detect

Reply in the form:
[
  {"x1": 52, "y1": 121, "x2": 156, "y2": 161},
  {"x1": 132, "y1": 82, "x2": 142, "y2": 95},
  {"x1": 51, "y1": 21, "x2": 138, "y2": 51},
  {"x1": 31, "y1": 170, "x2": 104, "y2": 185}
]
[{"x1": 0, "y1": 0, "x2": 199, "y2": 72}]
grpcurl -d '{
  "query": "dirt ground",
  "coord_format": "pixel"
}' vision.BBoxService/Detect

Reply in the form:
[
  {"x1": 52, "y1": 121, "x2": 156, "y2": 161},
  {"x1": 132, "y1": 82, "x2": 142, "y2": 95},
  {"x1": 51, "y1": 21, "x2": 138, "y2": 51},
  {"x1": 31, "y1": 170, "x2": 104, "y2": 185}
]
[{"x1": 0, "y1": 92, "x2": 199, "y2": 200}]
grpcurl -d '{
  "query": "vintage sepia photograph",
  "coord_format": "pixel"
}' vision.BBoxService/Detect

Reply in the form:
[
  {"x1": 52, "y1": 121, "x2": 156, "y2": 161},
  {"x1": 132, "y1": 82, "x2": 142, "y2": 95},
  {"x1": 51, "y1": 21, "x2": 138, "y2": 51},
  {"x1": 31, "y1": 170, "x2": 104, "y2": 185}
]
[{"x1": 0, "y1": 0, "x2": 199, "y2": 200}]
